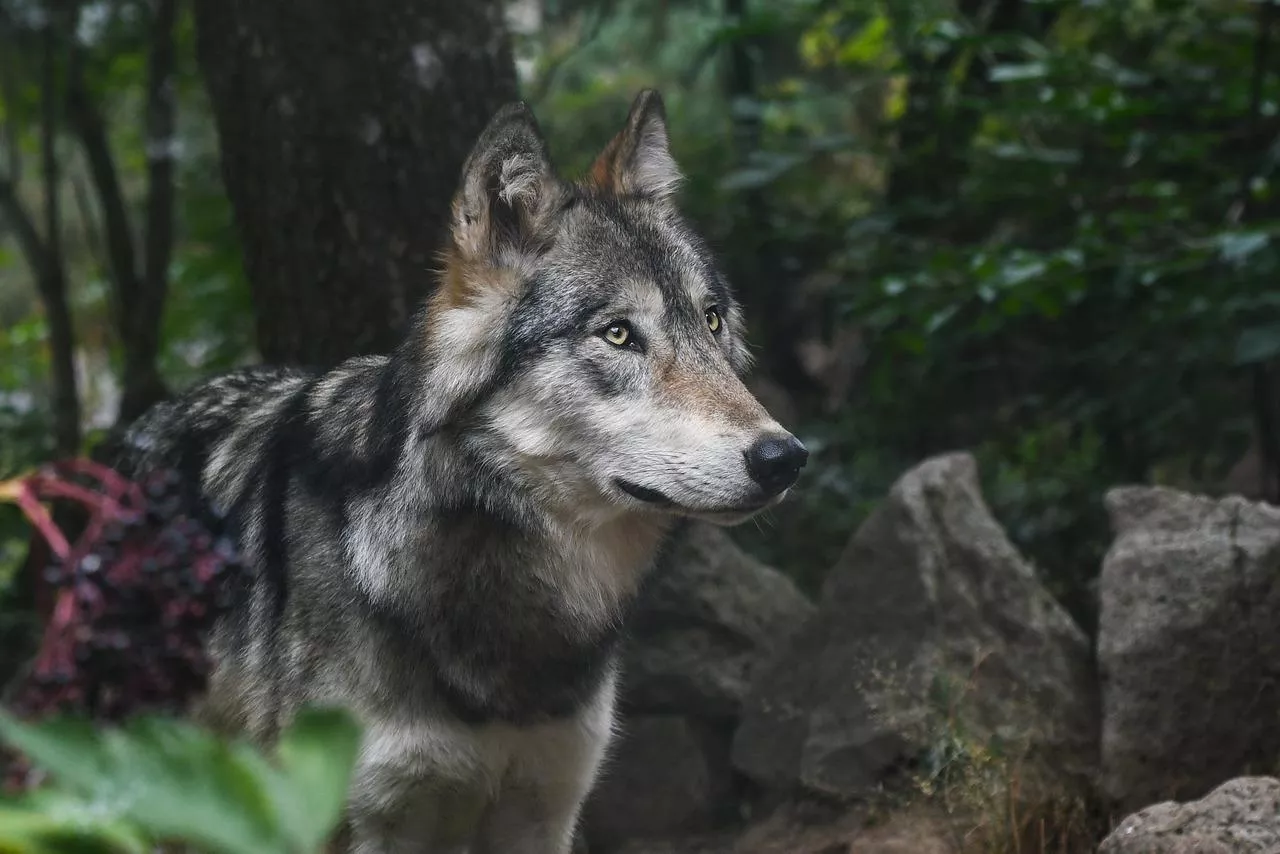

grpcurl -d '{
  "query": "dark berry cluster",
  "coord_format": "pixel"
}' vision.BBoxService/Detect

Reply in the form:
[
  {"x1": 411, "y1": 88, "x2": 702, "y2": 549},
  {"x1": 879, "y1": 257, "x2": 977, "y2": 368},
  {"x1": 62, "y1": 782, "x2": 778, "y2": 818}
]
[{"x1": 2, "y1": 461, "x2": 245, "y2": 790}]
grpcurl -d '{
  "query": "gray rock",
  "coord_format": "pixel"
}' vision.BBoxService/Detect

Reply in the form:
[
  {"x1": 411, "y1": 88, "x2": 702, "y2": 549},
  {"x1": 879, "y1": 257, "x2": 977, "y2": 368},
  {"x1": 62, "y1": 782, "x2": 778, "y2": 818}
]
[
  {"x1": 1098, "y1": 487, "x2": 1280, "y2": 811},
  {"x1": 582, "y1": 715, "x2": 733, "y2": 848},
  {"x1": 732, "y1": 453, "x2": 1097, "y2": 798},
  {"x1": 621, "y1": 523, "x2": 815, "y2": 717},
  {"x1": 1098, "y1": 777, "x2": 1280, "y2": 854}
]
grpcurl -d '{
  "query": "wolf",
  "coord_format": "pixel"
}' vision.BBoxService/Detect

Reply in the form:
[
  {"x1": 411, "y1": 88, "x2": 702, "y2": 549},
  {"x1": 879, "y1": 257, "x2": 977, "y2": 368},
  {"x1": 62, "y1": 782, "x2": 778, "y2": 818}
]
[{"x1": 116, "y1": 89, "x2": 808, "y2": 853}]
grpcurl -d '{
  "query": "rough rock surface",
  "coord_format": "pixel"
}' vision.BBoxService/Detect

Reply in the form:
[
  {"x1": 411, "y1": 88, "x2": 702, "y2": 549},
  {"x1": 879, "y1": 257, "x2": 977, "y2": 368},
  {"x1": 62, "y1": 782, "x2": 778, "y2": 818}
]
[
  {"x1": 732, "y1": 453, "x2": 1097, "y2": 798},
  {"x1": 620, "y1": 523, "x2": 815, "y2": 717},
  {"x1": 1098, "y1": 777, "x2": 1280, "y2": 854},
  {"x1": 582, "y1": 716, "x2": 733, "y2": 847},
  {"x1": 584, "y1": 524, "x2": 814, "y2": 848},
  {"x1": 1098, "y1": 487, "x2": 1280, "y2": 810}
]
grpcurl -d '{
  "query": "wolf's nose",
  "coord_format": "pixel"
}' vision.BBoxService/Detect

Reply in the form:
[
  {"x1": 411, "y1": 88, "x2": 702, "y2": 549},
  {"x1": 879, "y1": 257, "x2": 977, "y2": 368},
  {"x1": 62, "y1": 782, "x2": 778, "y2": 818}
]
[{"x1": 745, "y1": 435, "x2": 809, "y2": 496}]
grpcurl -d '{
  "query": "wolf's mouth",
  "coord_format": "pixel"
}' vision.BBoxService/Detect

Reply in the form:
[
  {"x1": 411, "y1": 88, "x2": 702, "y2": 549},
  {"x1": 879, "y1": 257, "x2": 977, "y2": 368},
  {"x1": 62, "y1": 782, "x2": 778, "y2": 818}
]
[
  {"x1": 614, "y1": 478, "x2": 674, "y2": 506},
  {"x1": 612, "y1": 478, "x2": 779, "y2": 523}
]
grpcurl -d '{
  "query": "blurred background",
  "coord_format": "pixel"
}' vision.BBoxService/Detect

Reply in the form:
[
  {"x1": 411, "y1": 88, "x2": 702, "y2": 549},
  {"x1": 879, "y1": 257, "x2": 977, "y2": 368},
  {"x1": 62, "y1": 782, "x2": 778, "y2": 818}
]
[{"x1": 4, "y1": 0, "x2": 1277, "y2": 631}]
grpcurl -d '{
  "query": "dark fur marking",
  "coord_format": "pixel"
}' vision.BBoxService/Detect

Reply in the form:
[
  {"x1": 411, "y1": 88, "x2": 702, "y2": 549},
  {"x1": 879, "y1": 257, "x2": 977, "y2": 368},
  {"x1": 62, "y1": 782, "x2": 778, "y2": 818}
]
[
  {"x1": 349, "y1": 494, "x2": 625, "y2": 725},
  {"x1": 255, "y1": 381, "x2": 315, "y2": 622},
  {"x1": 581, "y1": 358, "x2": 626, "y2": 398}
]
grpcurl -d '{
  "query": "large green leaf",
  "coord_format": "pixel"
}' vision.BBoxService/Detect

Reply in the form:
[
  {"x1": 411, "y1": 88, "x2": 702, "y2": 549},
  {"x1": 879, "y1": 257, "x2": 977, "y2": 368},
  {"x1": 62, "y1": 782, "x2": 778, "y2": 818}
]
[
  {"x1": 270, "y1": 706, "x2": 363, "y2": 851},
  {"x1": 0, "y1": 711, "x2": 284, "y2": 854},
  {"x1": 0, "y1": 790, "x2": 148, "y2": 854},
  {"x1": 0, "y1": 715, "x2": 107, "y2": 795},
  {"x1": 97, "y1": 718, "x2": 284, "y2": 854}
]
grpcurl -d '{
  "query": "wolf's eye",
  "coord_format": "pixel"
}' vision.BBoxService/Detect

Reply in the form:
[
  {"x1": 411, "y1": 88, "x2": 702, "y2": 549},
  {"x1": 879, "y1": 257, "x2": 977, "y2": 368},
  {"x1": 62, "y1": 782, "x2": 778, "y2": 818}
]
[
  {"x1": 705, "y1": 306, "x2": 722, "y2": 334},
  {"x1": 603, "y1": 322, "x2": 632, "y2": 347}
]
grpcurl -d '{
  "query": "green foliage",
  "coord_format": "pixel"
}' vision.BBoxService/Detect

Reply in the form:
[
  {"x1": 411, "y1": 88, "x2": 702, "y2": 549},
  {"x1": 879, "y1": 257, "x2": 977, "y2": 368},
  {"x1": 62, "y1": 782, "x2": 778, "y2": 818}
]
[
  {"x1": 0, "y1": 0, "x2": 1275, "y2": 632},
  {"x1": 520, "y1": 0, "x2": 1278, "y2": 624},
  {"x1": 0, "y1": 705, "x2": 361, "y2": 854}
]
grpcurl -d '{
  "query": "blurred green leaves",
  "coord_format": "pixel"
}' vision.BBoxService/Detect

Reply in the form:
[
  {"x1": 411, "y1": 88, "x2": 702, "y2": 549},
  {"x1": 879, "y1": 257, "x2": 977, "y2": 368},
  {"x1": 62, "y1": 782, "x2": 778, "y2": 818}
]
[{"x1": 0, "y1": 705, "x2": 361, "y2": 854}]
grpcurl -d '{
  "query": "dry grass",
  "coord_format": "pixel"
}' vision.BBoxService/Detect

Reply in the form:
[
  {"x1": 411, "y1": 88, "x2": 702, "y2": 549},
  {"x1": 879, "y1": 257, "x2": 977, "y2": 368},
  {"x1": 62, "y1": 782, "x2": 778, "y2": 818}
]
[{"x1": 900, "y1": 659, "x2": 1114, "y2": 854}]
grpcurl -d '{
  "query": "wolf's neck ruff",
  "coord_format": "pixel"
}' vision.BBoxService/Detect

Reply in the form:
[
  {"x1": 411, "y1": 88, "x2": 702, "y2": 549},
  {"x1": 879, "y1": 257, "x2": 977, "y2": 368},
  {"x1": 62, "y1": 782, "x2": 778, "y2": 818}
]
[{"x1": 337, "y1": 351, "x2": 675, "y2": 724}]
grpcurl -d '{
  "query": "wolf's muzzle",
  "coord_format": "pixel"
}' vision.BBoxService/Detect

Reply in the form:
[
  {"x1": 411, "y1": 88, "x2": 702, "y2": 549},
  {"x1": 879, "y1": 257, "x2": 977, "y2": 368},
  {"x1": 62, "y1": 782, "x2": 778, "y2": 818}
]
[{"x1": 744, "y1": 435, "x2": 809, "y2": 496}]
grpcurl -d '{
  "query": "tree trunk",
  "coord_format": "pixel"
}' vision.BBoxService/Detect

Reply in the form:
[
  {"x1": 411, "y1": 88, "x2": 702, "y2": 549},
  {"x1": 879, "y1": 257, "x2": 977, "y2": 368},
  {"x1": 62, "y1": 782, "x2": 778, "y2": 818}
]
[{"x1": 191, "y1": 0, "x2": 519, "y2": 367}]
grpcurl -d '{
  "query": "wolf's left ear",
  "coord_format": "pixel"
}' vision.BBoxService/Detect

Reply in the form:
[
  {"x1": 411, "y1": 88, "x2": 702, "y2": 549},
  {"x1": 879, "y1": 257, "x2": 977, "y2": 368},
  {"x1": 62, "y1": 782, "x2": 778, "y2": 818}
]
[
  {"x1": 589, "y1": 89, "x2": 682, "y2": 200},
  {"x1": 451, "y1": 101, "x2": 561, "y2": 262}
]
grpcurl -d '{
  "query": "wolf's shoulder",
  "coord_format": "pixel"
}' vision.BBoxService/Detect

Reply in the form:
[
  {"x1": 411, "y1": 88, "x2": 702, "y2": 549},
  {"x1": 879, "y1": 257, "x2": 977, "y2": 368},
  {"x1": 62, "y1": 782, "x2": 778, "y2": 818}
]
[{"x1": 115, "y1": 365, "x2": 317, "y2": 474}]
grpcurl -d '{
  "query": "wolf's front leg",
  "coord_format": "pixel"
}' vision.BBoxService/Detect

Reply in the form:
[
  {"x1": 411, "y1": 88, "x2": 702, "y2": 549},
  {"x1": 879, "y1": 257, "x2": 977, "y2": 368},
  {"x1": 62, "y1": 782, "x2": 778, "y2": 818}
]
[
  {"x1": 344, "y1": 719, "x2": 490, "y2": 854},
  {"x1": 470, "y1": 784, "x2": 581, "y2": 854},
  {"x1": 346, "y1": 780, "x2": 488, "y2": 854},
  {"x1": 472, "y1": 678, "x2": 617, "y2": 854}
]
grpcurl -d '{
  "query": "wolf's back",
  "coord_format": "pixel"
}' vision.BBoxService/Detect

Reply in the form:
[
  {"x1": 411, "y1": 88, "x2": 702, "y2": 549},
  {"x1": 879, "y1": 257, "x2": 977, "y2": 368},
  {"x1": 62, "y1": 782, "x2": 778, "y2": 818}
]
[{"x1": 115, "y1": 365, "x2": 315, "y2": 505}]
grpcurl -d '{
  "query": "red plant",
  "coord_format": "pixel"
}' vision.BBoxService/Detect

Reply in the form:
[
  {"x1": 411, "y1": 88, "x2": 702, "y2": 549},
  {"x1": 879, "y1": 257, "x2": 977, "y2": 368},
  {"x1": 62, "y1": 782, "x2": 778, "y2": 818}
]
[{"x1": 0, "y1": 459, "x2": 244, "y2": 791}]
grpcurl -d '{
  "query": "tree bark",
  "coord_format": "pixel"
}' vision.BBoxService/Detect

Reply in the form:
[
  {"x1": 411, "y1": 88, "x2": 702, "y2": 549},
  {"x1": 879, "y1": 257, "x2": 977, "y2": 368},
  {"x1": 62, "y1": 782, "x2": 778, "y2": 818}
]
[{"x1": 192, "y1": 0, "x2": 519, "y2": 366}]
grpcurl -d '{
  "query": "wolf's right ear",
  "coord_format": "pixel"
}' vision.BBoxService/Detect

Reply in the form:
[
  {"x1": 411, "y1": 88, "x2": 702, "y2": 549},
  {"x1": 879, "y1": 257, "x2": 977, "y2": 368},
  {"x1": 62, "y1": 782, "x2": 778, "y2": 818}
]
[{"x1": 450, "y1": 102, "x2": 561, "y2": 264}]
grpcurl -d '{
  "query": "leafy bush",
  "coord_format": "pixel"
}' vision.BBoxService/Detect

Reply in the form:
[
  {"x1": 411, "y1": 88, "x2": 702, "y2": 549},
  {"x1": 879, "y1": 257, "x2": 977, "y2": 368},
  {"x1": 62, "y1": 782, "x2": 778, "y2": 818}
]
[{"x1": 522, "y1": 0, "x2": 1278, "y2": 621}]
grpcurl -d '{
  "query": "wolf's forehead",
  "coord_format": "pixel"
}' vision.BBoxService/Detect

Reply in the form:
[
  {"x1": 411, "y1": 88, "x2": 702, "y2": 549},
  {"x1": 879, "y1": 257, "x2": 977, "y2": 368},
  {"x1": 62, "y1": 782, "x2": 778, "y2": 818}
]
[{"x1": 557, "y1": 201, "x2": 725, "y2": 308}]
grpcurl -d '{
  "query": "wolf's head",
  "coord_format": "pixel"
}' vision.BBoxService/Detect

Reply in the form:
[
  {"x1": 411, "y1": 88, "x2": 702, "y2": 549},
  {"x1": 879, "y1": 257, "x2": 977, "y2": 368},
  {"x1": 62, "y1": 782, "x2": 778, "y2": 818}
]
[{"x1": 416, "y1": 90, "x2": 806, "y2": 527}]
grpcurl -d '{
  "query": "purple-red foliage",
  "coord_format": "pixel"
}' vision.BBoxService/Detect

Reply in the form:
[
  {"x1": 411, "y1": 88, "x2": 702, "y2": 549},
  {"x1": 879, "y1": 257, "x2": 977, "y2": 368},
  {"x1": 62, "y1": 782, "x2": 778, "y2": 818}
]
[{"x1": 1, "y1": 460, "x2": 244, "y2": 792}]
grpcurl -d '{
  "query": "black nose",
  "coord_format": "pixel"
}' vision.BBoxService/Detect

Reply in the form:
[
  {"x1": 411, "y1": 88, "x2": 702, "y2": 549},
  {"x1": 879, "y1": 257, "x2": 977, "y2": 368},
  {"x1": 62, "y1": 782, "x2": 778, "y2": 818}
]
[{"x1": 744, "y1": 435, "x2": 809, "y2": 496}]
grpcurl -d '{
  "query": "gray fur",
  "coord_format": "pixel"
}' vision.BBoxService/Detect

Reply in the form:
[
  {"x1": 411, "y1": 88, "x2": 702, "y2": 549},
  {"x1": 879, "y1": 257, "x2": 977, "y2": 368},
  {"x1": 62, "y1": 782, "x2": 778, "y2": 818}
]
[{"x1": 116, "y1": 89, "x2": 806, "y2": 854}]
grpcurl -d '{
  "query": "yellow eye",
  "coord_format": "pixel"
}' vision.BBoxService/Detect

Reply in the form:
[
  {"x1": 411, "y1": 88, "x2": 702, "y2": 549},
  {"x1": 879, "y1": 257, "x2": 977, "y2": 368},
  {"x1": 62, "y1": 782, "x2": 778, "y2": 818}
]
[
  {"x1": 604, "y1": 323, "x2": 631, "y2": 347},
  {"x1": 705, "y1": 306, "x2": 722, "y2": 334}
]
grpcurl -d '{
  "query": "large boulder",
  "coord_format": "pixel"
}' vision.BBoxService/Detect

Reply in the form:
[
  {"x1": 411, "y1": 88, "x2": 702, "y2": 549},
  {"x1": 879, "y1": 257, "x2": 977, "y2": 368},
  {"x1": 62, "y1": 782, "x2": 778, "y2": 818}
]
[
  {"x1": 1098, "y1": 777, "x2": 1280, "y2": 854},
  {"x1": 584, "y1": 524, "x2": 815, "y2": 849},
  {"x1": 732, "y1": 453, "x2": 1097, "y2": 799},
  {"x1": 620, "y1": 523, "x2": 816, "y2": 717},
  {"x1": 1098, "y1": 487, "x2": 1280, "y2": 811}
]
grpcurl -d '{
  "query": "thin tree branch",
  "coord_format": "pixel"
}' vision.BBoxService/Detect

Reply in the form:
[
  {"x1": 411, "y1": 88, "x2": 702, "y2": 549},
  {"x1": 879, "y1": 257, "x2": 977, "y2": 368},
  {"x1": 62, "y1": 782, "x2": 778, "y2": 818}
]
[
  {"x1": 0, "y1": 178, "x2": 49, "y2": 278},
  {"x1": 36, "y1": 14, "x2": 81, "y2": 455},
  {"x1": 0, "y1": 9, "x2": 22, "y2": 187},
  {"x1": 66, "y1": 42, "x2": 140, "y2": 342},
  {"x1": 119, "y1": 0, "x2": 180, "y2": 422},
  {"x1": 40, "y1": 27, "x2": 61, "y2": 274},
  {"x1": 144, "y1": 0, "x2": 177, "y2": 305}
]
